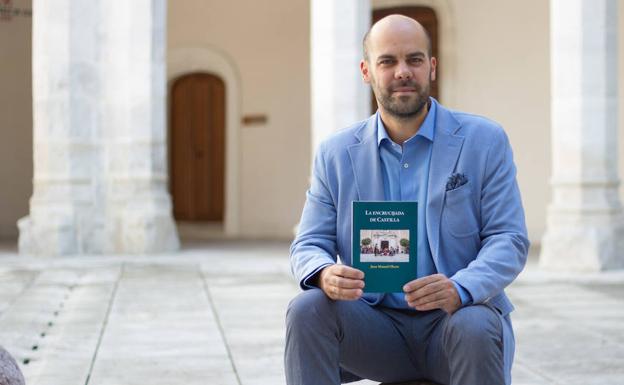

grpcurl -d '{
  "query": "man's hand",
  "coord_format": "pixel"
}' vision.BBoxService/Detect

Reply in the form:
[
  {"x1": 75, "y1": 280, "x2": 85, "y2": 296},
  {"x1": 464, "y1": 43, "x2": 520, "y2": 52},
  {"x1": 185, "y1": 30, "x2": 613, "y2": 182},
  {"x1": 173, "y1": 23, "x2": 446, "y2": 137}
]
[
  {"x1": 403, "y1": 274, "x2": 461, "y2": 314},
  {"x1": 318, "y1": 264, "x2": 365, "y2": 301}
]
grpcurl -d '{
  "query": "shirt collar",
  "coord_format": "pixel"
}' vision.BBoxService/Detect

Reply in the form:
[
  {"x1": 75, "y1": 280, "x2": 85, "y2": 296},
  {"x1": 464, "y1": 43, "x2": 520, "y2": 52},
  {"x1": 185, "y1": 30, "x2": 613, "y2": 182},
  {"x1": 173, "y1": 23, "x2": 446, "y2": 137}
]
[{"x1": 376, "y1": 97, "x2": 437, "y2": 147}]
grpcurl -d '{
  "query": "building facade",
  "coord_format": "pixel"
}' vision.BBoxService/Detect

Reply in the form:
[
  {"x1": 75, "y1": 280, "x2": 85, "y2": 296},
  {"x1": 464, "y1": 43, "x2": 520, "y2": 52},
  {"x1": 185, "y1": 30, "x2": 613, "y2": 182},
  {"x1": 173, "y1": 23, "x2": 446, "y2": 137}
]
[{"x1": 1, "y1": 0, "x2": 623, "y2": 270}]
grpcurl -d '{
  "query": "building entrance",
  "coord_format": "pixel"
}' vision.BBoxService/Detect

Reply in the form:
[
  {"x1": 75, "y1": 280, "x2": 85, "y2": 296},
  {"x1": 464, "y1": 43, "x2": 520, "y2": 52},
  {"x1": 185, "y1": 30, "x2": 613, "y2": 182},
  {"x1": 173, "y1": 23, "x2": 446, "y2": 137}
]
[{"x1": 170, "y1": 73, "x2": 226, "y2": 222}]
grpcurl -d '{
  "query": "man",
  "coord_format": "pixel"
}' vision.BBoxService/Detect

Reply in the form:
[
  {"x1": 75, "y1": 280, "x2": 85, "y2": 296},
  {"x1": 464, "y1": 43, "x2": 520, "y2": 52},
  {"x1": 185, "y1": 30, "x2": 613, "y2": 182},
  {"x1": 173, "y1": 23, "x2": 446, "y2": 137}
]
[{"x1": 286, "y1": 14, "x2": 529, "y2": 385}]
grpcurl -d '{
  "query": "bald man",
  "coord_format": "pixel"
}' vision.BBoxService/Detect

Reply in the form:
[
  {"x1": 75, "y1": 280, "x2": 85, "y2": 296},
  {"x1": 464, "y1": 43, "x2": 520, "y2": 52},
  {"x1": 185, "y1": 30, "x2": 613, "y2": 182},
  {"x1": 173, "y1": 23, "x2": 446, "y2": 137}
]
[{"x1": 286, "y1": 15, "x2": 528, "y2": 385}]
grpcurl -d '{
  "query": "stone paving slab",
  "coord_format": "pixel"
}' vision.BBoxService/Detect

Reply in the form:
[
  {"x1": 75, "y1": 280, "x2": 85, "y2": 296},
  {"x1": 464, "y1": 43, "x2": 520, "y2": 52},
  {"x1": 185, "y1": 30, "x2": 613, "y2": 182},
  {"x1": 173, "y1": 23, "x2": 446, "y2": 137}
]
[
  {"x1": 506, "y1": 278, "x2": 624, "y2": 385},
  {"x1": 88, "y1": 264, "x2": 239, "y2": 385},
  {"x1": 0, "y1": 267, "x2": 120, "y2": 385},
  {"x1": 0, "y1": 269, "x2": 37, "y2": 314},
  {"x1": 24, "y1": 269, "x2": 120, "y2": 385},
  {"x1": 0, "y1": 241, "x2": 622, "y2": 385},
  {"x1": 202, "y1": 270, "x2": 297, "y2": 385}
]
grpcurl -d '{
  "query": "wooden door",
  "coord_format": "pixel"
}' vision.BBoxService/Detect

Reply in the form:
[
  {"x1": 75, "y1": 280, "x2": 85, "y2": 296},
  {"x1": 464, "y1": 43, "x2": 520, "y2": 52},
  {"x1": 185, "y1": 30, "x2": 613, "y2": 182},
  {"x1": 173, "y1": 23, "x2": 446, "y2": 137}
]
[
  {"x1": 170, "y1": 73, "x2": 225, "y2": 221},
  {"x1": 371, "y1": 7, "x2": 440, "y2": 111}
]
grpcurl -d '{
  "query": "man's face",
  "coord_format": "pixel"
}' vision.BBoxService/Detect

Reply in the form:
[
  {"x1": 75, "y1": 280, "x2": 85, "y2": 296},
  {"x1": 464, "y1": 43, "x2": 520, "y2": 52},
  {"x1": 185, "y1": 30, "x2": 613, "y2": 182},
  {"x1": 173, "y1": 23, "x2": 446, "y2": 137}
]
[{"x1": 361, "y1": 23, "x2": 436, "y2": 119}]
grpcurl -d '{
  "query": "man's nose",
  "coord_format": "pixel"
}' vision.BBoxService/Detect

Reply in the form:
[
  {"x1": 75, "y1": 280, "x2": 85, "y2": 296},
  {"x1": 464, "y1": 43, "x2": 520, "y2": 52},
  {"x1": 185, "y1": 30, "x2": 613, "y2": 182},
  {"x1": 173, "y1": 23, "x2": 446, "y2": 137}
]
[{"x1": 395, "y1": 63, "x2": 412, "y2": 80}]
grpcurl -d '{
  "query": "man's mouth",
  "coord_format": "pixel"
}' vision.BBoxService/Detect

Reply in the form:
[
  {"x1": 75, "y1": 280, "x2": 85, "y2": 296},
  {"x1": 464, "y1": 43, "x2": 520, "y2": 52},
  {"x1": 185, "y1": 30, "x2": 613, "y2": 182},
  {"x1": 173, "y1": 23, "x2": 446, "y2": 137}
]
[
  {"x1": 392, "y1": 86, "x2": 417, "y2": 93},
  {"x1": 392, "y1": 88, "x2": 416, "y2": 94}
]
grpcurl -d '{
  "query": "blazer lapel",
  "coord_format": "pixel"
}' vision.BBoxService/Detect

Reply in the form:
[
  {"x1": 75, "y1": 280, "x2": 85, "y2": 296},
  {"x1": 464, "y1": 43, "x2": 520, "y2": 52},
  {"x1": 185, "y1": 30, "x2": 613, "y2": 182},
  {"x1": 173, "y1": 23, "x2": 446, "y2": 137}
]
[
  {"x1": 347, "y1": 115, "x2": 385, "y2": 201},
  {"x1": 347, "y1": 115, "x2": 384, "y2": 305},
  {"x1": 346, "y1": 106, "x2": 464, "y2": 266},
  {"x1": 427, "y1": 103, "x2": 464, "y2": 262}
]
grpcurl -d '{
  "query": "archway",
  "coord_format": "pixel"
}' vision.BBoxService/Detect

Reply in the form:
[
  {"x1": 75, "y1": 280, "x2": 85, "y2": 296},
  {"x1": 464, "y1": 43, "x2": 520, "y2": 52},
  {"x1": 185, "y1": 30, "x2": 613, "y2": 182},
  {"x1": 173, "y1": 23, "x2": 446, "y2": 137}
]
[{"x1": 168, "y1": 47, "x2": 241, "y2": 237}]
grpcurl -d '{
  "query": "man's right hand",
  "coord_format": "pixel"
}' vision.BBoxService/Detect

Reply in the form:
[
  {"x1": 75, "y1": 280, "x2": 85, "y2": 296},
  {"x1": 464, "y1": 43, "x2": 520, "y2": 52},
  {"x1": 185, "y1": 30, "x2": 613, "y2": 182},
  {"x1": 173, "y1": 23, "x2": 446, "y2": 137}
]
[{"x1": 318, "y1": 264, "x2": 365, "y2": 301}]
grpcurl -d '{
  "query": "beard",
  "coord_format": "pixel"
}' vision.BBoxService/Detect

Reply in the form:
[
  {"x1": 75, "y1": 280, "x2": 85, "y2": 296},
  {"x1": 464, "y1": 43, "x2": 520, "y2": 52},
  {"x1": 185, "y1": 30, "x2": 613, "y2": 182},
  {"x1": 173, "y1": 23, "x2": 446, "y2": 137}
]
[{"x1": 371, "y1": 74, "x2": 431, "y2": 120}]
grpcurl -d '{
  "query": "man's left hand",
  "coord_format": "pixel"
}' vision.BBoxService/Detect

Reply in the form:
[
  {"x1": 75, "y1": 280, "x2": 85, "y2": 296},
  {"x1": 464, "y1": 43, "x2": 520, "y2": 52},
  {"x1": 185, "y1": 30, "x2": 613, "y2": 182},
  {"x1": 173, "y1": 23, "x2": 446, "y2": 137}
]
[{"x1": 403, "y1": 274, "x2": 462, "y2": 314}]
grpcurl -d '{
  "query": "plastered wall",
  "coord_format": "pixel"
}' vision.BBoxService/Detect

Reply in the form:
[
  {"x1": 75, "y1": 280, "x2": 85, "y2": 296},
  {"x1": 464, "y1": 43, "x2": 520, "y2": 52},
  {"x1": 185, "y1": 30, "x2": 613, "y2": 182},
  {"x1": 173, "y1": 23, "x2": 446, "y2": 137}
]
[
  {"x1": 445, "y1": 0, "x2": 551, "y2": 244},
  {"x1": 0, "y1": 0, "x2": 32, "y2": 241},
  {"x1": 168, "y1": 0, "x2": 311, "y2": 239}
]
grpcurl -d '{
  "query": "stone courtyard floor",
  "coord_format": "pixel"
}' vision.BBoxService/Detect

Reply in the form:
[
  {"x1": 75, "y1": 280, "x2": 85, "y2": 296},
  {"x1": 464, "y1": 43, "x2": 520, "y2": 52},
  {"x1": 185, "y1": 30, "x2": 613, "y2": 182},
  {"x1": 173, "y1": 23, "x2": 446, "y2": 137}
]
[{"x1": 0, "y1": 240, "x2": 623, "y2": 385}]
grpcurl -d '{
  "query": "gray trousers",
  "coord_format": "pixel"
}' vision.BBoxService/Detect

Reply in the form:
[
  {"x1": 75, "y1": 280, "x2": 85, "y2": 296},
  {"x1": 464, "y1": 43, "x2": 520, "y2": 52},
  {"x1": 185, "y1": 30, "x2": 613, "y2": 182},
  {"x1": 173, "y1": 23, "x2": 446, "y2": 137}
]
[{"x1": 285, "y1": 289, "x2": 507, "y2": 385}]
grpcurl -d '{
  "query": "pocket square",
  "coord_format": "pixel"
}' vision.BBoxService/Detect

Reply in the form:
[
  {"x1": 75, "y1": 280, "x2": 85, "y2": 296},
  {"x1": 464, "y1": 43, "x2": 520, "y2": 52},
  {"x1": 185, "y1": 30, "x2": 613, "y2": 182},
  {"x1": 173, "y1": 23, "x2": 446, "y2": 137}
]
[{"x1": 446, "y1": 172, "x2": 468, "y2": 191}]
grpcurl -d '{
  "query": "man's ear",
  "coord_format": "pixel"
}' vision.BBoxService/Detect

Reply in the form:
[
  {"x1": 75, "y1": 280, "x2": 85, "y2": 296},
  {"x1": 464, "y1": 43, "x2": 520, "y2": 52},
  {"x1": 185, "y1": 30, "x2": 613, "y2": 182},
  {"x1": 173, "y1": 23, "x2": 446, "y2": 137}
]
[
  {"x1": 430, "y1": 57, "x2": 437, "y2": 82},
  {"x1": 360, "y1": 60, "x2": 371, "y2": 84}
]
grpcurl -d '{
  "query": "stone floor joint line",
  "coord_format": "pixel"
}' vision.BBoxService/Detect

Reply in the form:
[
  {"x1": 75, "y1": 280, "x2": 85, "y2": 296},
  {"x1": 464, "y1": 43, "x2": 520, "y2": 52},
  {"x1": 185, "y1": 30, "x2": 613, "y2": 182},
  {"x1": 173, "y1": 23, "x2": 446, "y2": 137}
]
[
  {"x1": 83, "y1": 264, "x2": 124, "y2": 385},
  {"x1": 200, "y1": 268, "x2": 243, "y2": 385}
]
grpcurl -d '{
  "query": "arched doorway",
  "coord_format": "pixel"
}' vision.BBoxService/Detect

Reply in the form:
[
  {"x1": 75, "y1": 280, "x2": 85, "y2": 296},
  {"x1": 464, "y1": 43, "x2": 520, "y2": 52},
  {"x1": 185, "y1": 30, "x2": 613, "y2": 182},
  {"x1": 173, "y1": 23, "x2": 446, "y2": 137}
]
[
  {"x1": 371, "y1": 6, "x2": 440, "y2": 111},
  {"x1": 170, "y1": 73, "x2": 225, "y2": 222}
]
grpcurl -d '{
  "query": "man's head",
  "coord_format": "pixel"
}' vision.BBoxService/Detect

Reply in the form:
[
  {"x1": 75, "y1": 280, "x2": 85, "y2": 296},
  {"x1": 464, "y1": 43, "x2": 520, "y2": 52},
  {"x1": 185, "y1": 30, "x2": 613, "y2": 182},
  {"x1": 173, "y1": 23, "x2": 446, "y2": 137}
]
[{"x1": 361, "y1": 15, "x2": 436, "y2": 120}]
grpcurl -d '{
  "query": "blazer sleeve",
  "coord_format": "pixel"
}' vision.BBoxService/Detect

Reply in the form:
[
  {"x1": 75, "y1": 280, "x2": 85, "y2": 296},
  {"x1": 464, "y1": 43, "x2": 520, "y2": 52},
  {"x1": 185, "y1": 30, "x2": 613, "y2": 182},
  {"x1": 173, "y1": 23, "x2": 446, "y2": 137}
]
[
  {"x1": 289, "y1": 141, "x2": 338, "y2": 290},
  {"x1": 450, "y1": 127, "x2": 530, "y2": 303}
]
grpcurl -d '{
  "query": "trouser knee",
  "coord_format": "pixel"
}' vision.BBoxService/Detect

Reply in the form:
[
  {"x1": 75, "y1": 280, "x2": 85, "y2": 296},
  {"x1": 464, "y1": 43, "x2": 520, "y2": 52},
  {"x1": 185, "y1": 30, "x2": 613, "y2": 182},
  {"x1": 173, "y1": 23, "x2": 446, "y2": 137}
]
[
  {"x1": 443, "y1": 304, "x2": 503, "y2": 356},
  {"x1": 286, "y1": 288, "x2": 334, "y2": 331}
]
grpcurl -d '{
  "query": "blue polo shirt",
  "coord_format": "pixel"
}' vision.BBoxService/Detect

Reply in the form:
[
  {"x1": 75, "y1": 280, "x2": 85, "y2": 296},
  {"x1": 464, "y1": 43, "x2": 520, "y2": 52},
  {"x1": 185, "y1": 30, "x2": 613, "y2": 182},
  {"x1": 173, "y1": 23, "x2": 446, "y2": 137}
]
[{"x1": 376, "y1": 101, "x2": 471, "y2": 309}]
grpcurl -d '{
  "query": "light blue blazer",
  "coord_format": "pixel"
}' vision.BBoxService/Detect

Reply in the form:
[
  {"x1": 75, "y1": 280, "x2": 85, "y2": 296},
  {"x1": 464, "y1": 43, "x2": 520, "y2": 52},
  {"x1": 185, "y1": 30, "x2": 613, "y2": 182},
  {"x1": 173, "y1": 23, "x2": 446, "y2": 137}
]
[{"x1": 290, "y1": 98, "x2": 529, "y2": 382}]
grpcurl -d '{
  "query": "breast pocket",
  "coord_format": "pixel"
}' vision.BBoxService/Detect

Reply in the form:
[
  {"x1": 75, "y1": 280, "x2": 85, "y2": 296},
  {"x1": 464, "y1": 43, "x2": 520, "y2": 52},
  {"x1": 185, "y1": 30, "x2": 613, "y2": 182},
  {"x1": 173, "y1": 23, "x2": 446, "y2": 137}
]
[{"x1": 442, "y1": 181, "x2": 480, "y2": 238}]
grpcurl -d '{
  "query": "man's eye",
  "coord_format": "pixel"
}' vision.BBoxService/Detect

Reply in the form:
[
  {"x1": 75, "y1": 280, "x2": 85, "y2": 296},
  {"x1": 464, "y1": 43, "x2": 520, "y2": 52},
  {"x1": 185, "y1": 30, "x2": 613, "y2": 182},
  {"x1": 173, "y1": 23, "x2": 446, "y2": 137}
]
[
  {"x1": 379, "y1": 59, "x2": 393, "y2": 65},
  {"x1": 410, "y1": 58, "x2": 423, "y2": 64}
]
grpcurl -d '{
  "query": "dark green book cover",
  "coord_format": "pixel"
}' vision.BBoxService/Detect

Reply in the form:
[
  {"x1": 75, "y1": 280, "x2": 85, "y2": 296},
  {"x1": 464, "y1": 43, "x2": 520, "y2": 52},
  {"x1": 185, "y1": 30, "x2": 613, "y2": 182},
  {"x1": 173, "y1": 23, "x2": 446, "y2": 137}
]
[{"x1": 352, "y1": 201, "x2": 418, "y2": 293}]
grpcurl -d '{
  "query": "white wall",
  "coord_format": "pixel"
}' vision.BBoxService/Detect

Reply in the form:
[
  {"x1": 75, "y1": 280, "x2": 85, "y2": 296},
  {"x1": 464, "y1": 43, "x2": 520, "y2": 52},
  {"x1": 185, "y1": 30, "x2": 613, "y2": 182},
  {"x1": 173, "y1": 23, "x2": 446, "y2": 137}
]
[
  {"x1": 0, "y1": 0, "x2": 32, "y2": 241},
  {"x1": 448, "y1": 0, "x2": 551, "y2": 244},
  {"x1": 168, "y1": 0, "x2": 311, "y2": 239}
]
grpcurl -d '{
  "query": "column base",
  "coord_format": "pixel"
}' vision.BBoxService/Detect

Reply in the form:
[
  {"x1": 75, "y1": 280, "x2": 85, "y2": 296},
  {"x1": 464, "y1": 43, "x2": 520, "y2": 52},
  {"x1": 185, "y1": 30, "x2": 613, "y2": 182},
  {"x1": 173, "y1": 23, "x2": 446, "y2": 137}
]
[
  {"x1": 540, "y1": 211, "x2": 624, "y2": 271},
  {"x1": 18, "y1": 215, "x2": 72, "y2": 256},
  {"x1": 104, "y1": 184, "x2": 180, "y2": 254},
  {"x1": 110, "y1": 207, "x2": 180, "y2": 254},
  {"x1": 18, "y1": 203, "x2": 180, "y2": 256},
  {"x1": 17, "y1": 204, "x2": 103, "y2": 256}
]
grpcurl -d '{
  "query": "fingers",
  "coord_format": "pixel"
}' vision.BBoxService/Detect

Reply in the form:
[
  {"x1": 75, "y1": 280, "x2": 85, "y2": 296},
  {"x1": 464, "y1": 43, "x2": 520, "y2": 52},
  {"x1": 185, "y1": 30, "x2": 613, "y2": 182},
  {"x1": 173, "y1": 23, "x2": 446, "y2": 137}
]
[
  {"x1": 329, "y1": 275, "x2": 365, "y2": 289},
  {"x1": 319, "y1": 264, "x2": 365, "y2": 301},
  {"x1": 412, "y1": 299, "x2": 447, "y2": 312},
  {"x1": 404, "y1": 279, "x2": 449, "y2": 302},
  {"x1": 333, "y1": 265, "x2": 365, "y2": 280},
  {"x1": 327, "y1": 286, "x2": 363, "y2": 301},
  {"x1": 412, "y1": 297, "x2": 461, "y2": 314},
  {"x1": 403, "y1": 274, "x2": 461, "y2": 314},
  {"x1": 405, "y1": 282, "x2": 452, "y2": 307},
  {"x1": 403, "y1": 273, "x2": 445, "y2": 292}
]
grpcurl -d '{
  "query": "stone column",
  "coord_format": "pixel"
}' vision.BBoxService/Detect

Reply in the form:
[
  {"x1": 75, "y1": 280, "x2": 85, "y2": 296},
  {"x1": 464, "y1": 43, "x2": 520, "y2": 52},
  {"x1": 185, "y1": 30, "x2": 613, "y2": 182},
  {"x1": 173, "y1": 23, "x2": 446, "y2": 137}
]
[
  {"x1": 310, "y1": 0, "x2": 371, "y2": 154},
  {"x1": 18, "y1": 0, "x2": 103, "y2": 255},
  {"x1": 19, "y1": 0, "x2": 179, "y2": 255},
  {"x1": 99, "y1": 0, "x2": 179, "y2": 253},
  {"x1": 540, "y1": 0, "x2": 624, "y2": 271}
]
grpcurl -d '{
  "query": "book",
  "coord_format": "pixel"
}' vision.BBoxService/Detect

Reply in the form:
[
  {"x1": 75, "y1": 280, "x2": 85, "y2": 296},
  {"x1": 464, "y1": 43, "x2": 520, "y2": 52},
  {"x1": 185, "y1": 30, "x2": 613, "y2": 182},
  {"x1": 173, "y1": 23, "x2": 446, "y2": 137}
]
[{"x1": 352, "y1": 201, "x2": 418, "y2": 293}]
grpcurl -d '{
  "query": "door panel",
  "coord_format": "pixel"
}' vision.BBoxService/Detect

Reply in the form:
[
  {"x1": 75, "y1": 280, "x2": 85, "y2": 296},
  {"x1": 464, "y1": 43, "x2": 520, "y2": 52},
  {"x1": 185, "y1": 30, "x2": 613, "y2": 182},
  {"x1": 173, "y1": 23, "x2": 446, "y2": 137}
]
[{"x1": 170, "y1": 73, "x2": 225, "y2": 221}]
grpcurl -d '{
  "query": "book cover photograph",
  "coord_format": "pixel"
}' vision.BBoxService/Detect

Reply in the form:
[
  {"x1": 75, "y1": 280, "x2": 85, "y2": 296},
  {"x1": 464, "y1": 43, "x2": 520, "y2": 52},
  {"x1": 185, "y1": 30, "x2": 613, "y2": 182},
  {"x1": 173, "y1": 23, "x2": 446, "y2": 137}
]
[{"x1": 352, "y1": 201, "x2": 418, "y2": 293}]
